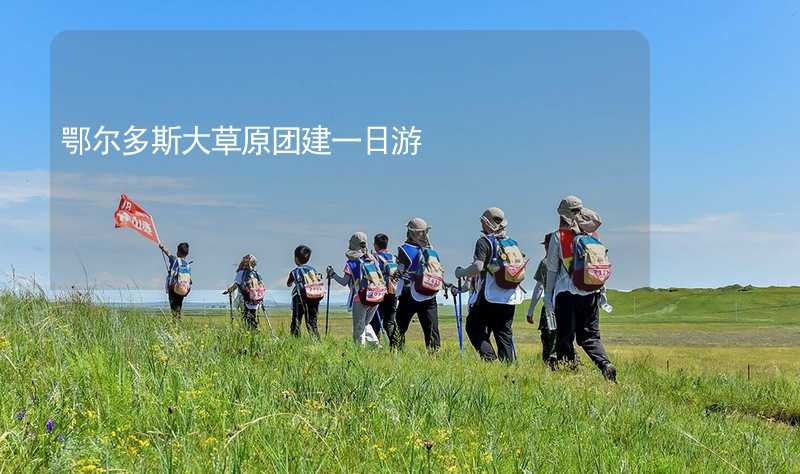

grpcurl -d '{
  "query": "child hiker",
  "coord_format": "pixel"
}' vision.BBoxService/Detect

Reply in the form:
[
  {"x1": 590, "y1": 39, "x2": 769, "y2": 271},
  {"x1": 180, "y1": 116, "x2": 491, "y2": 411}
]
[
  {"x1": 370, "y1": 233, "x2": 400, "y2": 345},
  {"x1": 287, "y1": 245, "x2": 325, "y2": 340},
  {"x1": 327, "y1": 232, "x2": 386, "y2": 346},
  {"x1": 544, "y1": 196, "x2": 617, "y2": 382},
  {"x1": 159, "y1": 242, "x2": 191, "y2": 319},
  {"x1": 223, "y1": 254, "x2": 265, "y2": 330}
]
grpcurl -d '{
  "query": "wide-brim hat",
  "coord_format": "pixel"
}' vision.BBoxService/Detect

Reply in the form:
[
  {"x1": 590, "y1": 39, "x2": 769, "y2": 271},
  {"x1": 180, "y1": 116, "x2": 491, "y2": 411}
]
[
  {"x1": 481, "y1": 207, "x2": 507, "y2": 230},
  {"x1": 559, "y1": 195, "x2": 583, "y2": 212},
  {"x1": 345, "y1": 232, "x2": 368, "y2": 259},
  {"x1": 407, "y1": 217, "x2": 430, "y2": 232}
]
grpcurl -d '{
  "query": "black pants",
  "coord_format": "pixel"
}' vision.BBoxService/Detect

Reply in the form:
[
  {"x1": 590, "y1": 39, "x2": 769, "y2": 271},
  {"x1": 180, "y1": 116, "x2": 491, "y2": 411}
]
[
  {"x1": 242, "y1": 307, "x2": 258, "y2": 330},
  {"x1": 554, "y1": 292, "x2": 611, "y2": 370},
  {"x1": 538, "y1": 306, "x2": 557, "y2": 364},
  {"x1": 370, "y1": 293, "x2": 398, "y2": 343},
  {"x1": 291, "y1": 295, "x2": 320, "y2": 339},
  {"x1": 168, "y1": 290, "x2": 184, "y2": 318},
  {"x1": 394, "y1": 291, "x2": 440, "y2": 352},
  {"x1": 465, "y1": 294, "x2": 516, "y2": 362}
]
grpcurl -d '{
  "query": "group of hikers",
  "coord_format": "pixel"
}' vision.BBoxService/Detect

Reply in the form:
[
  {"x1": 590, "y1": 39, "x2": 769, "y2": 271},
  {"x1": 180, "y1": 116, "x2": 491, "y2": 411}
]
[{"x1": 158, "y1": 195, "x2": 617, "y2": 382}]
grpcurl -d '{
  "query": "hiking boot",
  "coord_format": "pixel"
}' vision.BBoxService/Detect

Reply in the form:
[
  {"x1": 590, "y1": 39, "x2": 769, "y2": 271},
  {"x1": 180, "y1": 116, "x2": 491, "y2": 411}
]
[{"x1": 602, "y1": 364, "x2": 618, "y2": 383}]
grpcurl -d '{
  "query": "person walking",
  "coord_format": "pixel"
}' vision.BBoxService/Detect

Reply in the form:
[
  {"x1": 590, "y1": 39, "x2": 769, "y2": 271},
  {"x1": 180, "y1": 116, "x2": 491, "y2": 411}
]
[
  {"x1": 455, "y1": 208, "x2": 525, "y2": 362},
  {"x1": 543, "y1": 196, "x2": 617, "y2": 381},
  {"x1": 287, "y1": 245, "x2": 324, "y2": 340},
  {"x1": 394, "y1": 218, "x2": 444, "y2": 352},
  {"x1": 370, "y1": 233, "x2": 400, "y2": 345},
  {"x1": 223, "y1": 254, "x2": 265, "y2": 330},
  {"x1": 327, "y1": 232, "x2": 383, "y2": 346},
  {"x1": 527, "y1": 234, "x2": 557, "y2": 366}
]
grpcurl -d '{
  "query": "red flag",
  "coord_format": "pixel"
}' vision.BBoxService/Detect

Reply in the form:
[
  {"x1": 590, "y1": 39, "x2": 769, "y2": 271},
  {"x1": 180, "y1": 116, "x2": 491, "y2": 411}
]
[{"x1": 114, "y1": 194, "x2": 161, "y2": 244}]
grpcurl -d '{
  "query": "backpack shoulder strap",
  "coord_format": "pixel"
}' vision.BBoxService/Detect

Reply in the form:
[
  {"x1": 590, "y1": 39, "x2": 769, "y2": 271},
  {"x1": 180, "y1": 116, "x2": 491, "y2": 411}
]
[
  {"x1": 356, "y1": 258, "x2": 371, "y2": 286},
  {"x1": 291, "y1": 267, "x2": 301, "y2": 284},
  {"x1": 400, "y1": 243, "x2": 416, "y2": 258},
  {"x1": 346, "y1": 259, "x2": 360, "y2": 279},
  {"x1": 483, "y1": 234, "x2": 499, "y2": 260},
  {"x1": 400, "y1": 243, "x2": 420, "y2": 269},
  {"x1": 244, "y1": 269, "x2": 261, "y2": 283},
  {"x1": 169, "y1": 257, "x2": 182, "y2": 276}
]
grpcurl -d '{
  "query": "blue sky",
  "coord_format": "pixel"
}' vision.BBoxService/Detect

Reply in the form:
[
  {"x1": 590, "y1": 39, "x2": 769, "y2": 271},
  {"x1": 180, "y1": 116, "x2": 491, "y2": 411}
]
[
  {"x1": 48, "y1": 31, "x2": 650, "y2": 293},
  {"x1": 1, "y1": 0, "x2": 799, "y2": 293}
]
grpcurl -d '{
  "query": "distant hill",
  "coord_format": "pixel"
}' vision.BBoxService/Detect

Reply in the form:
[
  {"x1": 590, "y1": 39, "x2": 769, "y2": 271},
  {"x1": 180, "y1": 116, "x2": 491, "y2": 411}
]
[
  {"x1": 51, "y1": 286, "x2": 800, "y2": 323},
  {"x1": 594, "y1": 286, "x2": 800, "y2": 325}
]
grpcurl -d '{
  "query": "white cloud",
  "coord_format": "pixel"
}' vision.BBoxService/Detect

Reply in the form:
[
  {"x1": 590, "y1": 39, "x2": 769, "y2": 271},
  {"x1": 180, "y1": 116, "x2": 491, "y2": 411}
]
[
  {"x1": 0, "y1": 170, "x2": 49, "y2": 207},
  {"x1": 0, "y1": 169, "x2": 268, "y2": 210},
  {"x1": 0, "y1": 214, "x2": 49, "y2": 233},
  {"x1": 615, "y1": 213, "x2": 741, "y2": 234}
]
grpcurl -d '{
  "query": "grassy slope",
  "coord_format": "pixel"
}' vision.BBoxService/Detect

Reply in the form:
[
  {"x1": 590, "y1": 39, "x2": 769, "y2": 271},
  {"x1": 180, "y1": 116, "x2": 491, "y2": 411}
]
[{"x1": 1, "y1": 290, "x2": 800, "y2": 472}]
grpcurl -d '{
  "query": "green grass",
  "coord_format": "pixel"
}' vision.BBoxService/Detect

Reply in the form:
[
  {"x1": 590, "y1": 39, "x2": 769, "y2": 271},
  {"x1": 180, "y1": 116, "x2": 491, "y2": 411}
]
[
  {"x1": 1, "y1": 288, "x2": 800, "y2": 472},
  {"x1": 175, "y1": 285, "x2": 800, "y2": 373}
]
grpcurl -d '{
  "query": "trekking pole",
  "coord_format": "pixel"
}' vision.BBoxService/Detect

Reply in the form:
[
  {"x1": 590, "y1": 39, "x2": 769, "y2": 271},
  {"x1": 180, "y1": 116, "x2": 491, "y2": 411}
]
[
  {"x1": 228, "y1": 292, "x2": 234, "y2": 323},
  {"x1": 456, "y1": 277, "x2": 464, "y2": 356},
  {"x1": 325, "y1": 272, "x2": 332, "y2": 336},
  {"x1": 261, "y1": 302, "x2": 277, "y2": 339}
]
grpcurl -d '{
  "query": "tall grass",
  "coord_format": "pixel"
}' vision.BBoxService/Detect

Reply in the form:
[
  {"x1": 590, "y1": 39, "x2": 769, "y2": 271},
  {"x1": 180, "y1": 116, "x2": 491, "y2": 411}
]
[{"x1": 1, "y1": 292, "x2": 798, "y2": 473}]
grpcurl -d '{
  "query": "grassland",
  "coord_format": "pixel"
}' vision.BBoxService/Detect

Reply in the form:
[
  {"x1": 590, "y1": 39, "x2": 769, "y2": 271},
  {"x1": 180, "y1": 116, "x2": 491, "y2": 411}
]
[{"x1": 1, "y1": 286, "x2": 799, "y2": 472}]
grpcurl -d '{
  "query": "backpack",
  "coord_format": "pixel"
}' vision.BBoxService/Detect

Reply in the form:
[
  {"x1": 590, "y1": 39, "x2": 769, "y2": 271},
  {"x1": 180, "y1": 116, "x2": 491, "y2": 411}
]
[
  {"x1": 240, "y1": 269, "x2": 266, "y2": 304},
  {"x1": 374, "y1": 251, "x2": 399, "y2": 295},
  {"x1": 570, "y1": 233, "x2": 612, "y2": 291},
  {"x1": 485, "y1": 235, "x2": 529, "y2": 289},
  {"x1": 168, "y1": 257, "x2": 192, "y2": 296},
  {"x1": 295, "y1": 265, "x2": 326, "y2": 301},
  {"x1": 412, "y1": 247, "x2": 444, "y2": 296},
  {"x1": 348, "y1": 258, "x2": 387, "y2": 306}
]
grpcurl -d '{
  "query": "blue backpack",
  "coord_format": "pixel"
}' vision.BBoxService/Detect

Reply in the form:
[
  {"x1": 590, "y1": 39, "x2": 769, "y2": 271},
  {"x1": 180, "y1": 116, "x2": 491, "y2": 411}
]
[
  {"x1": 168, "y1": 257, "x2": 192, "y2": 296},
  {"x1": 239, "y1": 269, "x2": 266, "y2": 304},
  {"x1": 374, "y1": 251, "x2": 399, "y2": 294},
  {"x1": 294, "y1": 265, "x2": 326, "y2": 301},
  {"x1": 347, "y1": 258, "x2": 387, "y2": 306},
  {"x1": 400, "y1": 244, "x2": 444, "y2": 296}
]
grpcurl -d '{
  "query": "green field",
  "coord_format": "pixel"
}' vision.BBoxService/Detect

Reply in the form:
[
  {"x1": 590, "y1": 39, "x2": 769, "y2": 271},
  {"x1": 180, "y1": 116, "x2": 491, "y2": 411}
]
[
  {"x1": 179, "y1": 286, "x2": 800, "y2": 374},
  {"x1": 1, "y1": 286, "x2": 799, "y2": 472}
]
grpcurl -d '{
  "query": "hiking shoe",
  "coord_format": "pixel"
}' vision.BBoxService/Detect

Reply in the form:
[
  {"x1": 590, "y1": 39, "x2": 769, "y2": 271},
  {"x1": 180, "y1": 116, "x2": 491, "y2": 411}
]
[{"x1": 602, "y1": 364, "x2": 618, "y2": 383}]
